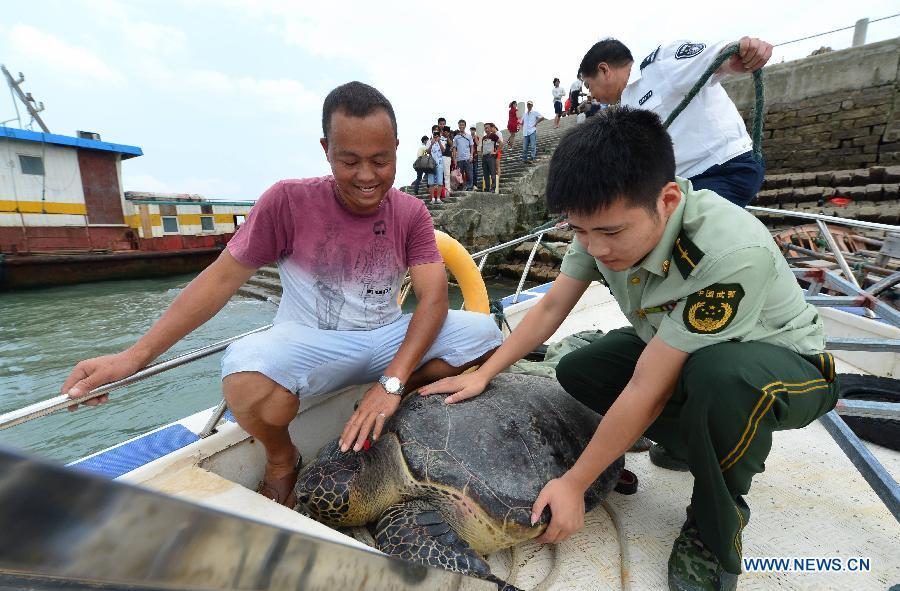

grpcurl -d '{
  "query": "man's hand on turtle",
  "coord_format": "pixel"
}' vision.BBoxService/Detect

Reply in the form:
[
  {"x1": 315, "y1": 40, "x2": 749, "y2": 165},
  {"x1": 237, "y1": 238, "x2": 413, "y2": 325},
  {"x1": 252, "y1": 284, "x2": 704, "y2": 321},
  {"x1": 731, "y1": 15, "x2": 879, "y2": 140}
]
[
  {"x1": 728, "y1": 36, "x2": 773, "y2": 74},
  {"x1": 418, "y1": 372, "x2": 489, "y2": 404},
  {"x1": 531, "y1": 476, "x2": 586, "y2": 544},
  {"x1": 340, "y1": 383, "x2": 401, "y2": 452},
  {"x1": 61, "y1": 350, "x2": 144, "y2": 410}
]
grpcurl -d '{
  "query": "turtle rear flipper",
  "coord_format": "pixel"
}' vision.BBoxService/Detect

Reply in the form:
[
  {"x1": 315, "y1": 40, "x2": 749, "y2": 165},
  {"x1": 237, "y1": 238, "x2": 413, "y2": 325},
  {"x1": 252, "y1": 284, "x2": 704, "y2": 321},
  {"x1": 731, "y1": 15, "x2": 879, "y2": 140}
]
[{"x1": 373, "y1": 500, "x2": 522, "y2": 591}]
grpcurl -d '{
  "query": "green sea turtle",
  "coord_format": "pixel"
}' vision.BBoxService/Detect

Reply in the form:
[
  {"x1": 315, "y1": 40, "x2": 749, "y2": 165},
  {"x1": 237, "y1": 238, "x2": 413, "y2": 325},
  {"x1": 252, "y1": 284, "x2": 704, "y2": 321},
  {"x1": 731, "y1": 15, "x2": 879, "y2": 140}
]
[{"x1": 294, "y1": 373, "x2": 624, "y2": 589}]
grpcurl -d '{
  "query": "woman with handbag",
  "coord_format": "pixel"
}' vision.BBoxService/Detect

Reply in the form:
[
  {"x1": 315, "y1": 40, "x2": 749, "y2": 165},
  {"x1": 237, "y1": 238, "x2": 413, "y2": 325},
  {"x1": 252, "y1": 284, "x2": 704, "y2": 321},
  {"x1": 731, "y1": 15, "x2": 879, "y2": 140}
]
[{"x1": 411, "y1": 135, "x2": 430, "y2": 194}]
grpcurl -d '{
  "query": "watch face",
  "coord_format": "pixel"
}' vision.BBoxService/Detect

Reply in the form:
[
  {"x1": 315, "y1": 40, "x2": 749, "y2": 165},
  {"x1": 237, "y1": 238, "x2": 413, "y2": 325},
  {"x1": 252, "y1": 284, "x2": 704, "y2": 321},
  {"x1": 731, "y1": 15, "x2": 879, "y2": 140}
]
[{"x1": 384, "y1": 377, "x2": 401, "y2": 392}]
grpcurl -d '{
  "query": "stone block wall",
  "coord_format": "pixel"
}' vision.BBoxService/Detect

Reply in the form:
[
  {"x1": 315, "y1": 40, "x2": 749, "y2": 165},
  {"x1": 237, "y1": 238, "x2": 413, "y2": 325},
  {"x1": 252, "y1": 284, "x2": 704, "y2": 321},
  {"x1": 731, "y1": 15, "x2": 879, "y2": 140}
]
[{"x1": 723, "y1": 37, "x2": 900, "y2": 174}]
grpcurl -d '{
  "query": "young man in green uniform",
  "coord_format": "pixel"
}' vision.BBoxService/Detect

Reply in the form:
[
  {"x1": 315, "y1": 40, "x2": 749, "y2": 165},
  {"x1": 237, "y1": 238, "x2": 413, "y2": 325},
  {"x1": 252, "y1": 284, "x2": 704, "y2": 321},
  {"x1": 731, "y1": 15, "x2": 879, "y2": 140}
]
[{"x1": 420, "y1": 106, "x2": 838, "y2": 591}]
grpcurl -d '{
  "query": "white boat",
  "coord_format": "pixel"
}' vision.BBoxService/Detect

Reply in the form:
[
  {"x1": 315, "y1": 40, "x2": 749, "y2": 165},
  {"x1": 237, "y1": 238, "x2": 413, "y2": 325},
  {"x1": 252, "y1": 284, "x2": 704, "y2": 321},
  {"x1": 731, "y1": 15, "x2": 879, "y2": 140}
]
[{"x1": 1, "y1": 211, "x2": 898, "y2": 590}]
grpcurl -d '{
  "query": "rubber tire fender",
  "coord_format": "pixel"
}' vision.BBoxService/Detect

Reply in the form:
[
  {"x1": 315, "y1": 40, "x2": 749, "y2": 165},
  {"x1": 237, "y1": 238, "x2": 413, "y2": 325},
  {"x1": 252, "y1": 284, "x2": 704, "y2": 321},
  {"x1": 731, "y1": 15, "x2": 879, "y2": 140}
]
[{"x1": 836, "y1": 373, "x2": 900, "y2": 452}]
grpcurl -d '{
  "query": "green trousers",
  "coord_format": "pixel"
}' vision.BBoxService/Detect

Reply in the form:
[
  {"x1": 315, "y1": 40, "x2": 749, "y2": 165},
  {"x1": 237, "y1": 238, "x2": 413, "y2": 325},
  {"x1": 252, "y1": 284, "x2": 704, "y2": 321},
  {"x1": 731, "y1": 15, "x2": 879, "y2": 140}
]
[{"x1": 555, "y1": 328, "x2": 838, "y2": 574}]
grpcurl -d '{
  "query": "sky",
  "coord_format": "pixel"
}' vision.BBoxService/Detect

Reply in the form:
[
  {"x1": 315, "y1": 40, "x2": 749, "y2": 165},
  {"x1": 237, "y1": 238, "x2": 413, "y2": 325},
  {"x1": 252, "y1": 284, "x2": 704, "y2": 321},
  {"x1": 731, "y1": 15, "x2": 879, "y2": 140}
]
[{"x1": 1, "y1": 0, "x2": 897, "y2": 200}]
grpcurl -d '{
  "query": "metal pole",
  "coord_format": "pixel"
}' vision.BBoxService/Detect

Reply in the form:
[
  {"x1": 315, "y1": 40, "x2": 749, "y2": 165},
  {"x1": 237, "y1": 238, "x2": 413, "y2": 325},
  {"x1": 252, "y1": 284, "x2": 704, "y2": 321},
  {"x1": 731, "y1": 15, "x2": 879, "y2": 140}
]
[
  {"x1": 747, "y1": 206, "x2": 900, "y2": 233},
  {"x1": 469, "y1": 221, "x2": 568, "y2": 261},
  {"x1": 1, "y1": 65, "x2": 50, "y2": 133},
  {"x1": 792, "y1": 268, "x2": 900, "y2": 326},
  {"x1": 198, "y1": 399, "x2": 229, "y2": 439},
  {"x1": 513, "y1": 235, "x2": 543, "y2": 304},
  {"x1": 0, "y1": 325, "x2": 272, "y2": 431},
  {"x1": 818, "y1": 410, "x2": 900, "y2": 522},
  {"x1": 835, "y1": 399, "x2": 900, "y2": 421},
  {"x1": 826, "y1": 337, "x2": 900, "y2": 352},
  {"x1": 852, "y1": 18, "x2": 869, "y2": 47},
  {"x1": 815, "y1": 219, "x2": 859, "y2": 287},
  {"x1": 813, "y1": 219, "x2": 877, "y2": 320}
]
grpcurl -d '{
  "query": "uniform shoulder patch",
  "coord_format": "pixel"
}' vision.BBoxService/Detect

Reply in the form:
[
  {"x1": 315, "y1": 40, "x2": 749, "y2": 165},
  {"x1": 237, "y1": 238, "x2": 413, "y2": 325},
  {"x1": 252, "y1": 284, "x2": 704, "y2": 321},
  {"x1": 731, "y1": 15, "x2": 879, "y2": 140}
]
[
  {"x1": 683, "y1": 283, "x2": 744, "y2": 334},
  {"x1": 675, "y1": 42, "x2": 706, "y2": 60},
  {"x1": 640, "y1": 45, "x2": 661, "y2": 70},
  {"x1": 639, "y1": 90, "x2": 653, "y2": 106},
  {"x1": 672, "y1": 231, "x2": 705, "y2": 279}
]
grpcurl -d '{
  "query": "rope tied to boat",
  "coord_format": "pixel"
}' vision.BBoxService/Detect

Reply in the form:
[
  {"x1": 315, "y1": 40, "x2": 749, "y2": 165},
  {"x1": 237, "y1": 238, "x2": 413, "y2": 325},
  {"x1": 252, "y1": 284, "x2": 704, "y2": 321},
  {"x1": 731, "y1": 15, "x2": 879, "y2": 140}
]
[{"x1": 490, "y1": 298, "x2": 513, "y2": 333}]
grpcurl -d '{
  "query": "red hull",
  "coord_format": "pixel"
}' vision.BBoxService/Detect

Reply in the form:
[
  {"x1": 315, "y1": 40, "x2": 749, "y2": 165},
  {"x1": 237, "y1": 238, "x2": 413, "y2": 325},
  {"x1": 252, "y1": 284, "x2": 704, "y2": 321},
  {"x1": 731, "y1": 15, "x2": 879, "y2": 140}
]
[{"x1": 0, "y1": 247, "x2": 226, "y2": 290}]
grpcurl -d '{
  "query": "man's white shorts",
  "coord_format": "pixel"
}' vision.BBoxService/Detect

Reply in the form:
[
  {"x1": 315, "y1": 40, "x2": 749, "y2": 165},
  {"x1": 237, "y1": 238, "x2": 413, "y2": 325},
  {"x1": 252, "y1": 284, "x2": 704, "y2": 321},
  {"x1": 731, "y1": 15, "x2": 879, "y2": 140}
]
[{"x1": 221, "y1": 310, "x2": 503, "y2": 396}]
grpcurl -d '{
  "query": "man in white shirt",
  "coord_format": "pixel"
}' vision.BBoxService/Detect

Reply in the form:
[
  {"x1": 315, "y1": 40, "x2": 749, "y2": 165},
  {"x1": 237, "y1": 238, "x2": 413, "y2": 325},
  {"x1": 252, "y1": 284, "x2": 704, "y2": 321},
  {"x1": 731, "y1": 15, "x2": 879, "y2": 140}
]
[
  {"x1": 569, "y1": 76, "x2": 584, "y2": 114},
  {"x1": 520, "y1": 100, "x2": 546, "y2": 163},
  {"x1": 552, "y1": 78, "x2": 567, "y2": 128},
  {"x1": 577, "y1": 37, "x2": 772, "y2": 207}
]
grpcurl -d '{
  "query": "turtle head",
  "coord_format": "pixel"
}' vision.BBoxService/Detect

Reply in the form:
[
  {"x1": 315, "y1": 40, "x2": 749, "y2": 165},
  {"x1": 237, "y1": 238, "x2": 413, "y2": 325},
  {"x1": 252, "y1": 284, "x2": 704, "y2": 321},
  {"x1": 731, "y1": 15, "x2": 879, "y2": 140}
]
[{"x1": 294, "y1": 439, "x2": 388, "y2": 527}]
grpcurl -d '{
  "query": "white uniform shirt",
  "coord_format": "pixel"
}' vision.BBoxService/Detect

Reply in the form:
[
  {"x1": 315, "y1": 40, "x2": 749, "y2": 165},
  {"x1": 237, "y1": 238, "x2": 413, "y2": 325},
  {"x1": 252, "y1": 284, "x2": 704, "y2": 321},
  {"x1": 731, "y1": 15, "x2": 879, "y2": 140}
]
[
  {"x1": 552, "y1": 86, "x2": 566, "y2": 101},
  {"x1": 621, "y1": 40, "x2": 752, "y2": 178},
  {"x1": 570, "y1": 80, "x2": 583, "y2": 93}
]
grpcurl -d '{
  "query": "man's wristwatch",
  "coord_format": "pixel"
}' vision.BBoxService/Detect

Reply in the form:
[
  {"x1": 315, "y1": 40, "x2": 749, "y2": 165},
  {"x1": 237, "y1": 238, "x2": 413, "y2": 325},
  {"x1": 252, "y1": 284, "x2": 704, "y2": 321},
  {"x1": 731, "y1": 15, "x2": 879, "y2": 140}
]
[{"x1": 378, "y1": 375, "x2": 405, "y2": 396}]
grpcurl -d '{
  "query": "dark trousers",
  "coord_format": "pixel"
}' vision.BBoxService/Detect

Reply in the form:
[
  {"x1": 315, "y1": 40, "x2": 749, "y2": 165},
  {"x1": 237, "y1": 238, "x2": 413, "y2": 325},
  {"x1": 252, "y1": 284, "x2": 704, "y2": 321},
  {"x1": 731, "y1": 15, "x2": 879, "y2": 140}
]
[
  {"x1": 688, "y1": 151, "x2": 765, "y2": 208},
  {"x1": 569, "y1": 90, "x2": 580, "y2": 114},
  {"x1": 555, "y1": 328, "x2": 837, "y2": 574},
  {"x1": 412, "y1": 169, "x2": 428, "y2": 193},
  {"x1": 457, "y1": 159, "x2": 474, "y2": 190},
  {"x1": 482, "y1": 154, "x2": 497, "y2": 191}
]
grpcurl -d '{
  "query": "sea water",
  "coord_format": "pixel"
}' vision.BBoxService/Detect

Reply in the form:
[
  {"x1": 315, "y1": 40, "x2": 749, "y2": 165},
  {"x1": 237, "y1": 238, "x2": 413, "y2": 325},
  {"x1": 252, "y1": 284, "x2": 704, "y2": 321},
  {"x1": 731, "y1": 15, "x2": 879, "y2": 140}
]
[{"x1": 0, "y1": 274, "x2": 526, "y2": 465}]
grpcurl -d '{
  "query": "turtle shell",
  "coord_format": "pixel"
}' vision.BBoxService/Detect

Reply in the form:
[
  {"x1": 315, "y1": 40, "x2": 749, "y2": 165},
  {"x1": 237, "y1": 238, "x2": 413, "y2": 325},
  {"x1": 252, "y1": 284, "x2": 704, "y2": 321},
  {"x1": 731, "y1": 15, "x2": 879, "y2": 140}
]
[{"x1": 391, "y1": 373, "x2": 622, "y2": 528}]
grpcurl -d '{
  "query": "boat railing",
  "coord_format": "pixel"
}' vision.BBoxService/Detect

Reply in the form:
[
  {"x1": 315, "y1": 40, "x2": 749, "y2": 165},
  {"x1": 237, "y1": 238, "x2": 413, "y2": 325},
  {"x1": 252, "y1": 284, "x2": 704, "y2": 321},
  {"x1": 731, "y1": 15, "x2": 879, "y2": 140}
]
[
  {"x1": 0, "y1": 325, "x2": 272, "y2": 432},
  {"x1": 468, "y1": 219, "x2": 570, "y2": 305}
]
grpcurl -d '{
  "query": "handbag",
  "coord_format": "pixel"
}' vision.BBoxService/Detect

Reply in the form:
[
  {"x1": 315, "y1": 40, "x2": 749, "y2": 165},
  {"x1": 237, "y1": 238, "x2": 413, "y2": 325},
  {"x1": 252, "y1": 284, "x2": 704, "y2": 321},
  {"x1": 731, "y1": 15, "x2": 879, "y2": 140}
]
[{"x1": 414, "y1": 152, "x2": 437, "y2": 173}]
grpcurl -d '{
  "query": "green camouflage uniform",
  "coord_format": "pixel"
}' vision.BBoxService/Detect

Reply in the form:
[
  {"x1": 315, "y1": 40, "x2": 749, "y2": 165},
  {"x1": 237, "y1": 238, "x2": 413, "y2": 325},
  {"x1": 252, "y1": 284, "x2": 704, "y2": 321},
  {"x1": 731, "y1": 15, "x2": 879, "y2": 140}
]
[{"x1": 557, "y1": 178, "x2": 838, "y2": 575}]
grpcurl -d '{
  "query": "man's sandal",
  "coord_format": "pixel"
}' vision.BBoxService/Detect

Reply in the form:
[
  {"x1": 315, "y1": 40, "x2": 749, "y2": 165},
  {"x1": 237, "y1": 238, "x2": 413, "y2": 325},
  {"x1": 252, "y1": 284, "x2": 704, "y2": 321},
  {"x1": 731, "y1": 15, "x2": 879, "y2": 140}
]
[{"x1": 256, "y1": 453, "x2": 303, "y2": 508}]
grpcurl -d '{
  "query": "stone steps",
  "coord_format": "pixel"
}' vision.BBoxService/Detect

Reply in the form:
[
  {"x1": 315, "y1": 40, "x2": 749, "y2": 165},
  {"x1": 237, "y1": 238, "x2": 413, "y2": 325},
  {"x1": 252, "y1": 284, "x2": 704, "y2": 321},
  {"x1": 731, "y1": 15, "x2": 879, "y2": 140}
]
[
  {"x1": 755, "y1": 183, "x2": 899, "y2": 206},
  {"x1": 761, "y1": 166, "x2": 900, "y2": 190},
  {"x1": 236, "y1": 266, "x2": 282, "y2": 300}
]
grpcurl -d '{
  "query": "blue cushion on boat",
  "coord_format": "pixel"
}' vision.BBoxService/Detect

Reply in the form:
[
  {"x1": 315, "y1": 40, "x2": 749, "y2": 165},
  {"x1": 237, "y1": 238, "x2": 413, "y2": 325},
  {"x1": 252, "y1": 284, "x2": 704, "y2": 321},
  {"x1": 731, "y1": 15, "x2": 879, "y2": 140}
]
[
  {"x1": 68, "y1": 424, "x2": 199, "y2": 479},
  {"x1": 527, "y1": 282, "x2": 554, "y2": 294},
  {"x1": 500, "y1": 293, "x2": 536, "y2": 307}
]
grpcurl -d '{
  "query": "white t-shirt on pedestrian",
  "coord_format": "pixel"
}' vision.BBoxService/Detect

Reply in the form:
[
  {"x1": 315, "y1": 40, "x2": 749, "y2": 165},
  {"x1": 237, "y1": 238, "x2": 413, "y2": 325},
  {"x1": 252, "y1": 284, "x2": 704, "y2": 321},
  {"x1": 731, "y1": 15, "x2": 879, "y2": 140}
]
[{"x1": 552, "y1": 86, "x2": 566, "y2": 102}]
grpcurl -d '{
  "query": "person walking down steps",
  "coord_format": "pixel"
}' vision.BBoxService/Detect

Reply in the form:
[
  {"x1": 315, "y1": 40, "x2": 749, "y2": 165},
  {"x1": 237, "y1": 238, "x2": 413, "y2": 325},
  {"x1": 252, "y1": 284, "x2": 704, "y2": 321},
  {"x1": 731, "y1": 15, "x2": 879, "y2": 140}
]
[{"x1": 521, "y1": 100, "x2": 545, "y2": 163}]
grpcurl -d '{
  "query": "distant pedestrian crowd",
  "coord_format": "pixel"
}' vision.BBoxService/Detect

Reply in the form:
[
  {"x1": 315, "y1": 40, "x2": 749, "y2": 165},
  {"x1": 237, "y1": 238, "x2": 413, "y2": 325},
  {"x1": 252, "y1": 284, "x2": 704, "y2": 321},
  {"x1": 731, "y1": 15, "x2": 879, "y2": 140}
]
[
  {"x1": 411, "y1": 75, "x2": 612, "y2": 199},
  {"x1": 412, "y1": 117, "x2": 508, "y2": 201}
]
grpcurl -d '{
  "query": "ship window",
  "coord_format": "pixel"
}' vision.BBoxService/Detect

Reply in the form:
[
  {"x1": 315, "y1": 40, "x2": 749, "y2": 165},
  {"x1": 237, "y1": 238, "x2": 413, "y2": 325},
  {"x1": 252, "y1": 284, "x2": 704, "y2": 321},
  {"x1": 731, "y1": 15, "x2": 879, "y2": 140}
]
[
  {"x1": 19, "y1": 155, "x2": 45, "y2": 176},
  {"x1": 234, "y1": 215, "x2": 246, "y2": 227},
  {"x1": 200, "y1": 204, "x2": 213, "y2": 214},
  {"x1": 162, "y1": 216, "x2": 179, "y2": 233},
  {"x1": 200, "y1": 216, "x2": 215, "y2": 231}
]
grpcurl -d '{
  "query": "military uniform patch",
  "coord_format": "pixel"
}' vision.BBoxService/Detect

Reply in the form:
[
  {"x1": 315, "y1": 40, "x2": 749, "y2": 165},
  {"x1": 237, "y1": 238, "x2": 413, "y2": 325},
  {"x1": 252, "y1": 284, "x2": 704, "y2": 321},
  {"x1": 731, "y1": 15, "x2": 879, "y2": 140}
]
[
  {"x1": 673, "y1": 231, "x2": 704, "y2": 279},
  {"x1": 683, "y1": 283, "x2": 744, "y2": 334},
  {"x1": 639, "y1": 90, "x2": 653, "y2": 106},
  {"x1": 675, "y1": 42, "x2": 706, "y2": 60},
  {"x1": 640, "y1": 45, "x2": 661, "y2": 70}
]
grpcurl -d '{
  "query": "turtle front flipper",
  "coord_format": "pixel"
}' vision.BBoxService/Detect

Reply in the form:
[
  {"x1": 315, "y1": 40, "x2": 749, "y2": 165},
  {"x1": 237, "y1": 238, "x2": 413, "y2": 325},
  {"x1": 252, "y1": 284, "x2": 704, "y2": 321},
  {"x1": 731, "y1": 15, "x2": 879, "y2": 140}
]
[{"x1": 373, "y1": 500, "x2": 522, "y2": 591}]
